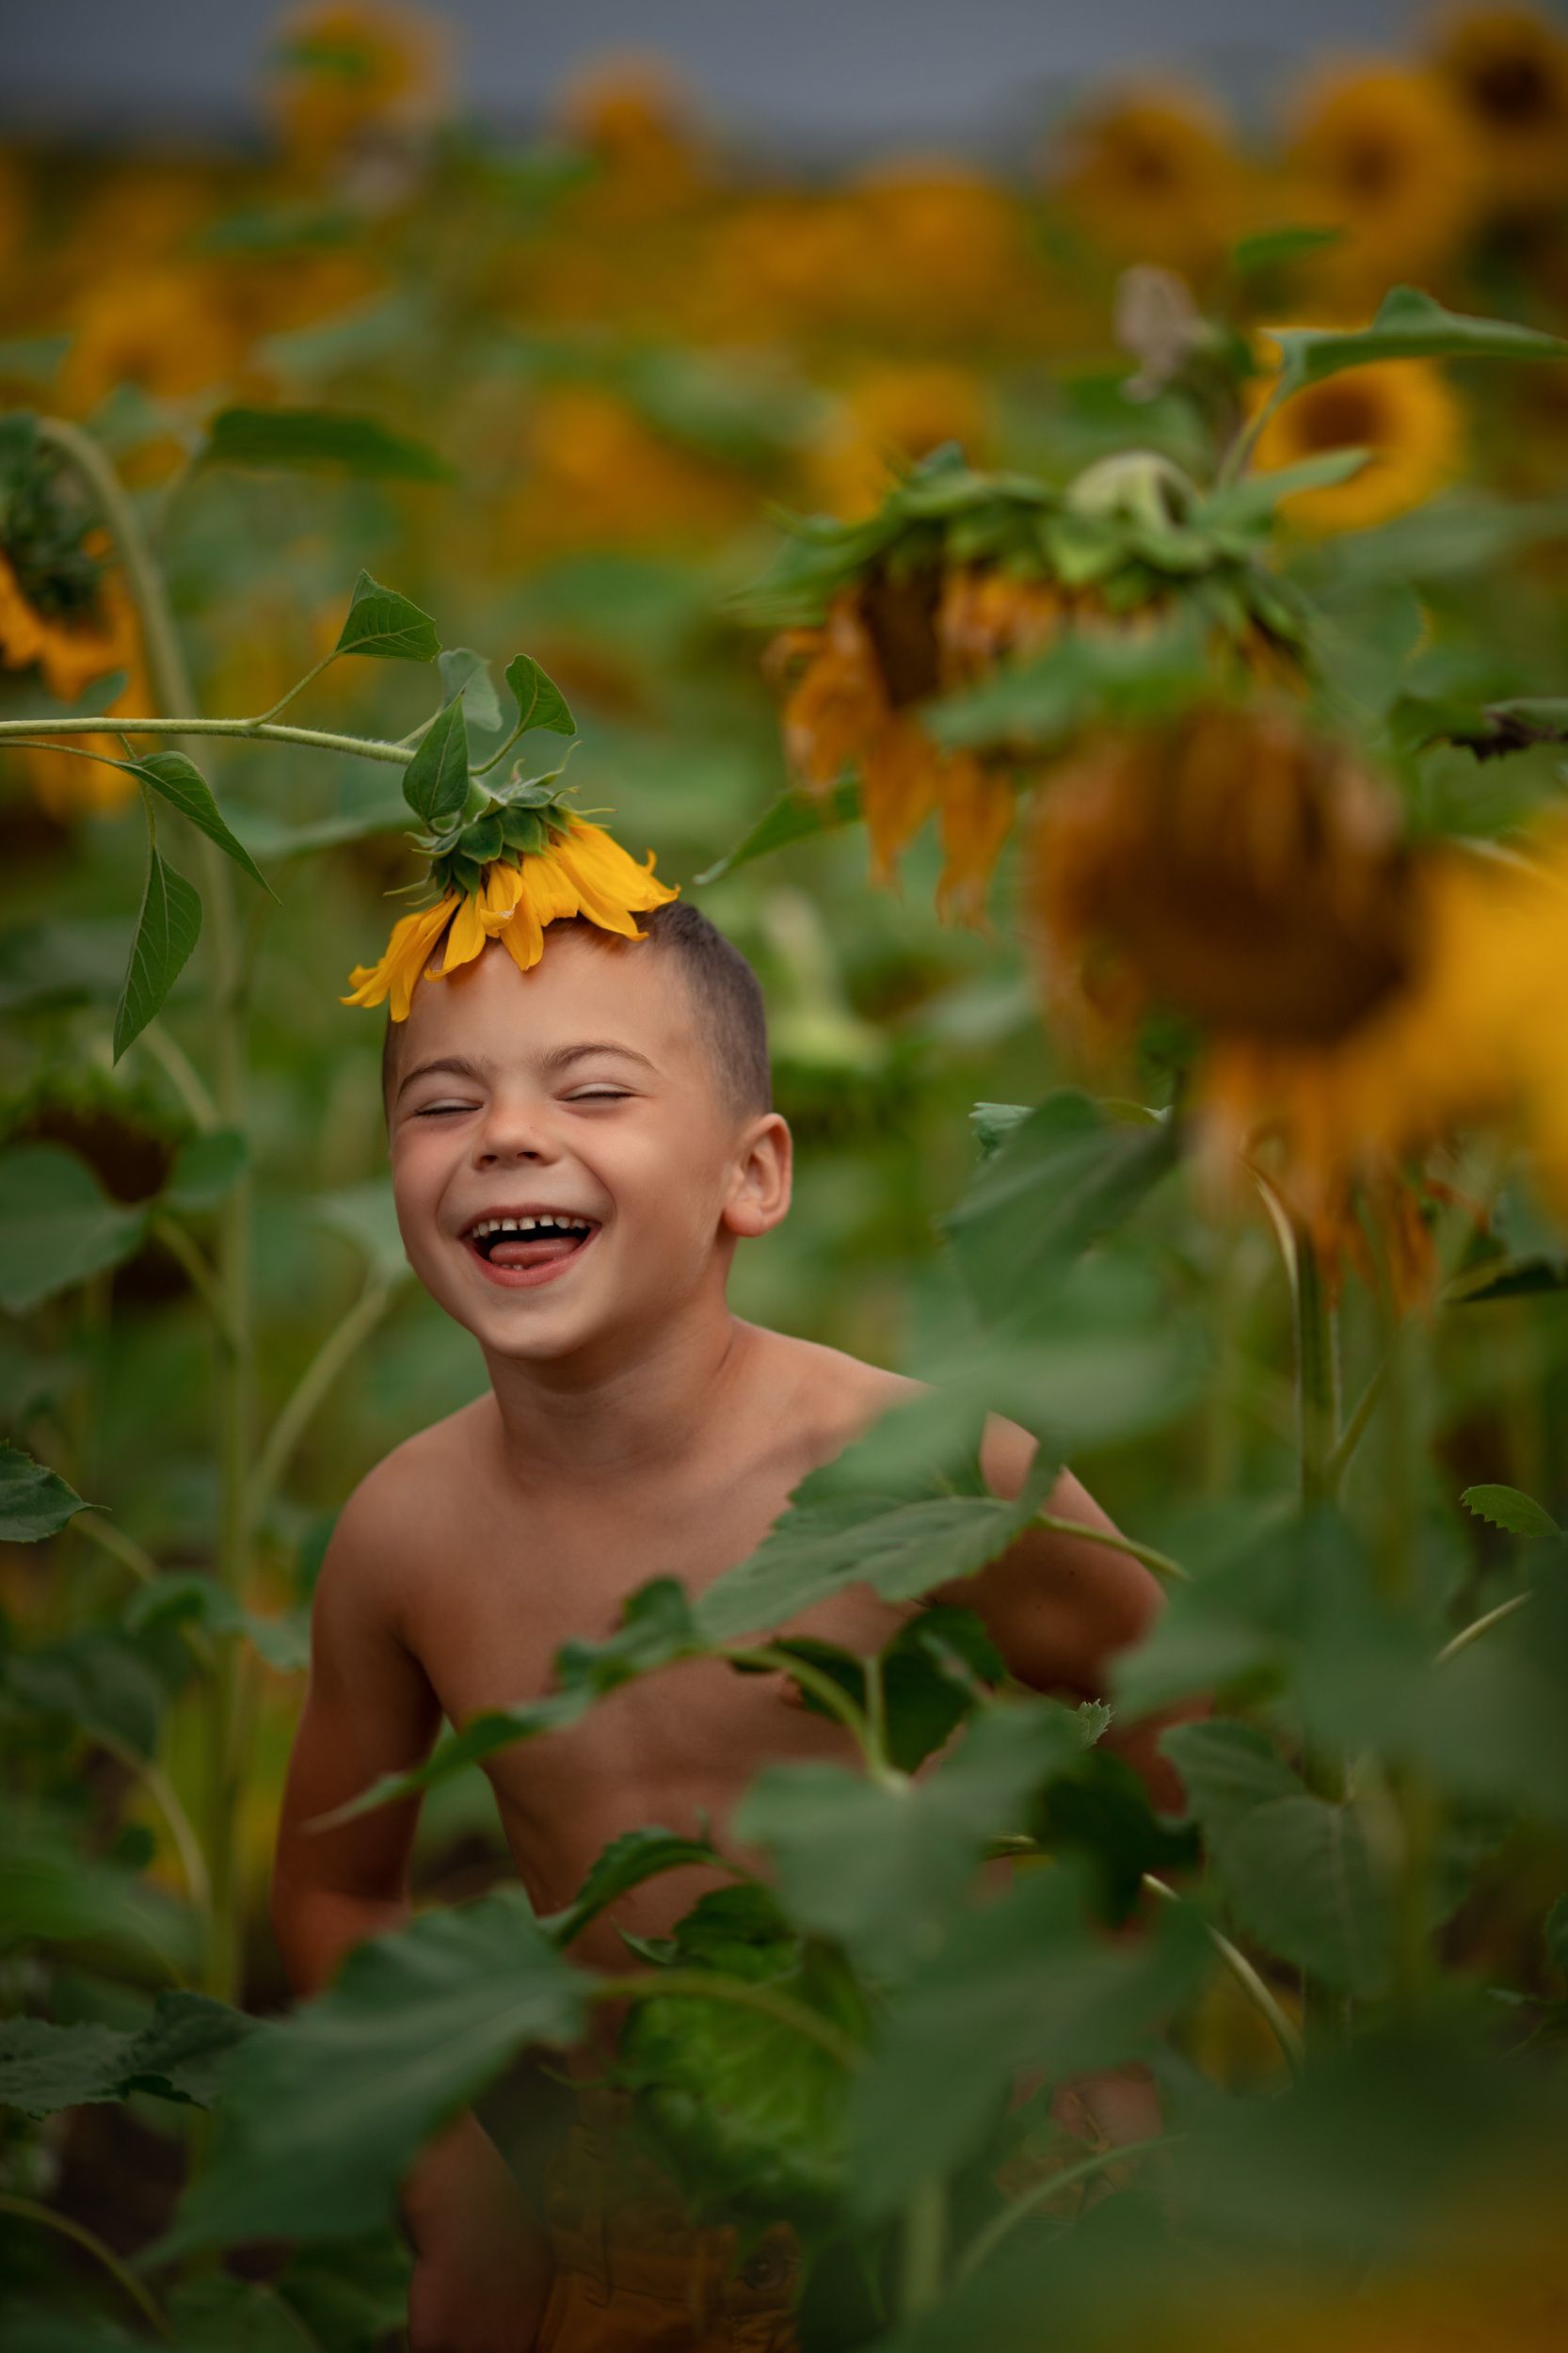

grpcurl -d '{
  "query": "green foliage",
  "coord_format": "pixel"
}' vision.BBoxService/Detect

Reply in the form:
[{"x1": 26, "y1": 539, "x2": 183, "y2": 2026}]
[
  {"x1": 398, "y1": 694, "x2": 469, "y2": 828},
  {"x1": 502, "y1": 651, "x2": 576, "y2": 739},
  {"x1": 1461, "y1": 1483, "x2": 1563, "y2": 1542},
  {"x1": 152, "y1": 1890, "x2": 587, "y2": 2255},
  {"x1": 114, "y1": 837, "x2": 201, "y2": 1061},
  {"x1": 201, "y1": 405, "x2": 452, "y2": 481},
  {"x1": 0, "y1": 1444, "x2": 92, "y2": 1542},
  {"x1": 696, "y1": 778, "x2": 862, "y2": 885},
  {"x1": 0, "y1": 1144, "x2": 149, "y2": 1313},
  {"x1": 0, "y1": 1992, "x2": 251, "y2": 2119},
  {"x1": 1266, "y1": 285, "x2": 1568, "y2": 395},
  {"x1": 330, "y1": 570, "x2": 440, "y2": 662},
  {"x1": 122, "y1": 754, "x2": 274, "y2": 898}
]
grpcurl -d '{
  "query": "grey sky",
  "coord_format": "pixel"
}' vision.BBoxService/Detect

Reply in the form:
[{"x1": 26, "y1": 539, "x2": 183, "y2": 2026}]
[{"x1": 2, "y1": 0, "x2": 1458, "y2": 159}]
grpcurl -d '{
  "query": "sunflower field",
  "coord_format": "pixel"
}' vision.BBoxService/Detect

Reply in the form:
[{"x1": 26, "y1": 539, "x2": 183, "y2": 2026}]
[{"x1": 5, "y1": 3, "x2": 1568, "y2": 2346}]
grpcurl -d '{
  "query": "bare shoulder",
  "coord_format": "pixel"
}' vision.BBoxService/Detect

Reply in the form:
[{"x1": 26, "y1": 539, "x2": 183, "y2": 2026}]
[
  {"x1": 318, "y1": 1395, "x2": 491, "y2": 1634},
  {"x1": 742, "y1": 1323, "x2": 926, "y2": 1449}
]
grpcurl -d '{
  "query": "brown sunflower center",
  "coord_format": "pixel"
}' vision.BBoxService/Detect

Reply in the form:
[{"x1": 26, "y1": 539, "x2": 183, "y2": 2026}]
[
  {"x1": 1290, "y1": 382, "x2": 1385, "y2": 454},
  {"x1": 1466, "y1": 54, "x2": 1554, "y2": 126}
]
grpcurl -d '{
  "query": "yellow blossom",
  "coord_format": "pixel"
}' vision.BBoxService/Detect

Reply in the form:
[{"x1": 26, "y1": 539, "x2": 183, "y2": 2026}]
[
  {"x1": 0, "y1": 546, "x2": 146, "y2": 822},
  {"x1": 1251, "y1": 358, "x2": 1464, "y2": 533},
  {"x1": 804, "y1": 364, "x2": 994, "y2": 520},
  {"x1": 1432, "y1": 6, "x2": 1568, "y2": 216},
  {"x1": 1283, "y1": 63, "x2": 1485, "y2": 288},
  {"x1": 342, "y1": 819, "x2": 680, "y2": 1021},
  {"x1": 59, "y1": 266, "x2": 248, "y2": 417},
  {"x1": 269, "y1": 2, "x2": 449, "y2": 169},
  {"x1": 1048, "y1": 88, "x2": 1253, "y2": 280}
]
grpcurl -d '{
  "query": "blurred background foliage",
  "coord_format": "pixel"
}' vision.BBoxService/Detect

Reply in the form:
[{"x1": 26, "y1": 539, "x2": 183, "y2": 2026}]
[{"x1": 3, "y1": 2, "x2": 1568, "y2": 2335}]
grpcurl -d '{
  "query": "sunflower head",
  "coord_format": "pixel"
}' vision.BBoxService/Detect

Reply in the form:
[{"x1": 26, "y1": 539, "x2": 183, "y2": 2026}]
[
  {"x1": 1432, "y1": 6, "x2": 1568, "y2": 215},
  {"x1": 341, "y1": 779, "x2": 680, "y2": 1022},
  {"x1": 1048, "y1": 87, "x2": 1253, "y2": 279},
  {"x1": 1024, "y1": 700, "x2": 1419, "y2": 1055},
  {"x1": 1283, "y1": 63, "x2": 1485, "y2": 284},
  {"x1": 1251, "y1": 358, "x2": 1464, "y2": 534}
]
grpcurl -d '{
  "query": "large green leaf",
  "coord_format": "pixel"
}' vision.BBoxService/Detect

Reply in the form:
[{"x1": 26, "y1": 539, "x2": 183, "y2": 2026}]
[
  {"x1": 936, "y1": 1090, "x2": 1179, "y2": 1325},
  {"x1": 202, "y1": 405, "x2": 451, "y2": 481},
  {"x1": 0, "y1": 1990, "x2": 251, "y2": 2119},
  {"x1": 0, "y1": 1444, "x2": 92, "y2": 1542},
  {"x1": 123, "y1": 1573, "x2": 310, "y2": 1674},
  {"x1": 113, "y1": 840, "x2": 202, "y2": 1062},
  {"x1": 0, "y1": 1144, "x2": 148, "y2": 1315},
  {"x1": 0, "y1": 1808, "x2": 197, "y2": 1973},
  {"x1": 124, "y1": 753, "x2": 275, "y2": 896},
  {"x1": 1161, "y1": 1721, "x2": 1392, "y2": 1994},
  {"x1": 399, "y1": 695, "x2": 470, "y2": 828},
  {"x1": 618, "y1": 1897, "x2": 864, "y2": 2225},
  {"x1": 849, "y1": 1865, "x2": 1207, "y2": 2218},
  {"x1": 735, "y1": 1698, "x2": 1101, "y2": 1980},
  {"x1": 1268, "y1": 285, "x2": 1568, "y2": 395},
  {"x1": 332, "y1": 571, "x2": 440, "y2": 663},
  {"x1": 763, "y1": 1606, "x2": 1007, "y2": 1774},
  {"x1": 4, "y1": 1623, "x2": 170, "y2": 1753},
  {"x1": 693, "y1": 779, "x2": 861, "y2": 887},
  {"x1": 152, "y1": 1889, "x2": 586, "y2": 2255},
  {"x1": 166, "y1": 2274, "x2": 321, "y2": 2353},
  {"x1": 162, "y1": 1127, "x2": 248, "y2": 1214}
]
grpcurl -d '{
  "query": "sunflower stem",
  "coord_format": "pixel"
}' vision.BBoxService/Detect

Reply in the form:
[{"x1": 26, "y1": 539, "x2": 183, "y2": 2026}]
[
  {"x1": 40, "y1": 416, "x2": 256, "y2": 2021},
  {"x1": 0, "y1": 712, "x2": 411, "y2": 761},
  {"x1": 0, "y1": 2195, "x2": 171, "y2": 2340}
]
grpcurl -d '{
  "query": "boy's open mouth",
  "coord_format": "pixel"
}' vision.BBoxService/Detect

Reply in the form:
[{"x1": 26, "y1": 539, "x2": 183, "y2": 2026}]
[{"x1": 461, "y1": 1210, "x2": 600, "y2": 1280}]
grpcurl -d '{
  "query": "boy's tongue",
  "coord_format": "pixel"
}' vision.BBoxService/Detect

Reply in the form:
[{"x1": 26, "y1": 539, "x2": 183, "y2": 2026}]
[{"x1": 488, "y1": 1232, "x2": 583, "y2": 1271}]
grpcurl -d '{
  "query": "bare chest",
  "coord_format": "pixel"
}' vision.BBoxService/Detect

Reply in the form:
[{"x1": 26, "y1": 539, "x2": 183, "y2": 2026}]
[{"x1": 403, "y1": 1455, "x2": 912, "y2": 1936}]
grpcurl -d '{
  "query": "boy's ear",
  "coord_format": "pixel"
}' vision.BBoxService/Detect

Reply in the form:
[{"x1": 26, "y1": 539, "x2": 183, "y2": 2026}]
[{"x1": 721, "y1": 1112, "x2": 792, "y2": 1239}]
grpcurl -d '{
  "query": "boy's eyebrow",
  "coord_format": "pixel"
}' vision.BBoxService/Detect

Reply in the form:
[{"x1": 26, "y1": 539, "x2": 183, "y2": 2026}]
[{"x1": 395, "y1": 1042, "x2": 659, "y2": 1103}]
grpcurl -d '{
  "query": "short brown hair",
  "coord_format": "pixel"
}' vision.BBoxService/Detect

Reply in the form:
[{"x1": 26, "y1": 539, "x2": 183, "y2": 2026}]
[{"x1": 381, "y1": 901, "x2": 771, "y2": 1125}]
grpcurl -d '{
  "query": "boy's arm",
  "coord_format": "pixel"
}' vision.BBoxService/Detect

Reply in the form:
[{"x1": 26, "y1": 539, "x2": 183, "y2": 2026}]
[
  {"x1": 270, "y1": 1471, "x2": 553, "y2": 2345},
  {"x1": 927, "y1": 1414, "x2": 1197, "y2": 1813}
]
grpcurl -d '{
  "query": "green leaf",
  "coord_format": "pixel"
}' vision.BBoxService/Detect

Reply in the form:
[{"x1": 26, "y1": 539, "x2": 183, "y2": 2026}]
[
  {"x1": 0, "y1": 1807, "x2": 197, "y2": 1974},
  {"x1": 320, "y1": 1578, "x2": 703, "y2": 1822},
  {"x1": 114, "y1": 841, "x2": 202, "y2": 1063},
  {"x1": 542, "y1": 1825, "x2": 741, "y2": 1951},
  {"x1": 162, "y1": 1127, "x2": 248, "y2": 1213},
  {"x1": 309, "y1": 1180, "x2": 408, "y2": 1286},
  {"x1": 0, "y1": 1444, "x2": 93, "y2": 1542},
  {"x1": 693, "y1": 779, "x2": 861, "y2": 887},
  {"x1": 166, "y1": 2274, "x2": 321, "y2": 2353},
  {"x1": 1200, "y1": 446, "x2": 1371, "y2": 532},
  {"x1": 4, "y1": 1624, "x2": 169, "y2": 1754},
  {"x1": 618, "y1": 1917, "x2": 863, "y2": 2226},
  {"x1": 1034, "y1": 1744, "x2": 1201, "y2": 1923},
  {"x1": 333, "y1": 570, "x2": 440, "y2": 663},
  {"x1": 968, "y1": 1100, "x2": 1031, "y2": 1159},
  {"x1": 438, "y1": 647, "x2": 504, "y2": 733},
  {"x1": 849, "y1": 1865, "x2": 1208, "y2": 2218},
  {"x1": 123, "y1": 1574, "x2": 310, "y2": 1674},
  {"x1": 502, "y1": 652, "x2": 575, "y2": 739},
  {"x1": 202, "y1": 405, "x2": 451, "y2": 481},
  {"x1": 151, "y1": 1890, "x2": 586, "y2": 2255},
  {"x1": 937, "y1": 1090, "x2": 1179, "y2": 1323},
  {"x1": 1545, "y1": 1896, "x2": 1568, "y2": 1983},
  {"x1": 0, "y1": 1144, "x2": 148, "y2": 1315},
  {"x1": 400, "y1": 696, "x2": 470, "y2": 829},
  {"x1": 124, "y1": 754, "x2": 275, "y2": 897},
  {"x1": 0, "y1": 1992, "x2": 251, "y2": 2120},
  {"x1": 1231, "y1": 223, "x2": 1344, "y2": 277},
  {"x1": 1269, "y1": 285, "x2": 1568, "y2": 396},
  {"x1": 1161, "y1": 1721, "x2": 1392, "y2": 1993},
  {"x1": 1461, "y1": 1484, "x2": 1563, "y2": 1542},
  {"x1": 736, "y1": 1698, "x2": 1101, "y2": 1980},
  {"x1": 1401, "y1": 695, "x2": 1568, "y2": 760}
]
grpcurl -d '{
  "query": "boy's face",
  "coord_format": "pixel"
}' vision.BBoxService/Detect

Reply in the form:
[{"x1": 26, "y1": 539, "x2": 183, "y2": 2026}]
[{"x1": 387, "y1": 931, "x2": 778, "y2": 1363}]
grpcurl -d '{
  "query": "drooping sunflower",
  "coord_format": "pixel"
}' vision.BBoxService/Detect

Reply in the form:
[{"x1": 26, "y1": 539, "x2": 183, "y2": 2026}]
[
  {"x1": 343, "y1": 814, "x2": 680, "y2": 1021},
  {"x1": 1250, "y1": 359, "x2": 1465, "y2": 534},
  {"x1": 1048, "y1": 88, "x2": 1254, "y2": 280},
  {"x1": 1282, "y1": 64, "x2": 1485, "y2": 288},
  {"x1": 0, "y1": 436, "x2": 147, "y2": 822},
  {"x1": 1432, "y1": 5, "x2": 1568, "y2": 216},
  {"x1": 1024, "y1": 701, "x2": 1568, "y2": 1301}
]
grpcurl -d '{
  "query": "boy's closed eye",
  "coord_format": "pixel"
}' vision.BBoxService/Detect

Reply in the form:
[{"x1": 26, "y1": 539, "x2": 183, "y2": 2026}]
[{"x1": 412, "y1": 1089, "x2": 633, "y2": 1117}]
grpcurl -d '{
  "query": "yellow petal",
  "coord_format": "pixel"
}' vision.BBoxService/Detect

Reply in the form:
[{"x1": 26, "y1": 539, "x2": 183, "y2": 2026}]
[
  {"x1": 441, "y1": 886, "x2": 488, "y2": 973},
  {"x1": 500, "y1": 886, "x2": 546, "y2": 972},
  {"x1": 341, "y1": 897, "x2": 457, "y2": 1017}
]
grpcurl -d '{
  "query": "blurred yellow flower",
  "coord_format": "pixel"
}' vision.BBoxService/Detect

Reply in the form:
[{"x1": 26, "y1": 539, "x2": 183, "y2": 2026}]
[
  {"x1": 1049, "y1": 88, "x2": 1253, "y2": 279},
  {"x1": 1432, "y1": 6, "x2": 1568, "y2": 216},
  {"x1": 508, "y1": 385, "x2": 751, "y2": 553},
  {"x1": 804, "y1": 363, "x2": 993, "y2": 520},
  {"x1": 1251, "y1": 358, "x2": 1464, "y2": 532},
  {"x1": 1283, "y1": 62, "x2": 1485, "y2": 286},
  {"x1": 59, "y1": 266, "x2": 248, "y2": 416},
  {"x1": 269, "y1": 2, "x2": 448, "y2": 169},
  {"x1": 556, "y1": 55, "x2": 710, "y2": 218},
  {"x1": 342, "y1": 822, "x2": 680, "y2": 1020}
]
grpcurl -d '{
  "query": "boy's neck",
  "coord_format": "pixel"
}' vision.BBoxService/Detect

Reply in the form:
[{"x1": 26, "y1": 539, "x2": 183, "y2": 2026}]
[{"x1": 480, "y1": 1295, "x2": 761, "y2": 1491}]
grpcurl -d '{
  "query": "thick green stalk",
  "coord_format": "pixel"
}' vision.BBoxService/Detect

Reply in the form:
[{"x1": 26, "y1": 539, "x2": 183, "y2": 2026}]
[
  {"x1": 0, "y1": 711, "x2": 409, "y2": 761},
  {"x1": 900, "y1": 2179, "x2": 948, "y2": 2317},
  {"x1": 40, "y1": 418, "x2": 254, "y2": 2009}
]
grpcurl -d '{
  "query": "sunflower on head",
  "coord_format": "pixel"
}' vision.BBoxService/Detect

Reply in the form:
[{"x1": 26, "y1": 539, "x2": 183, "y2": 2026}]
[{"x1": 341, "y1": 696, "x2": 679, "y2": 1023}]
